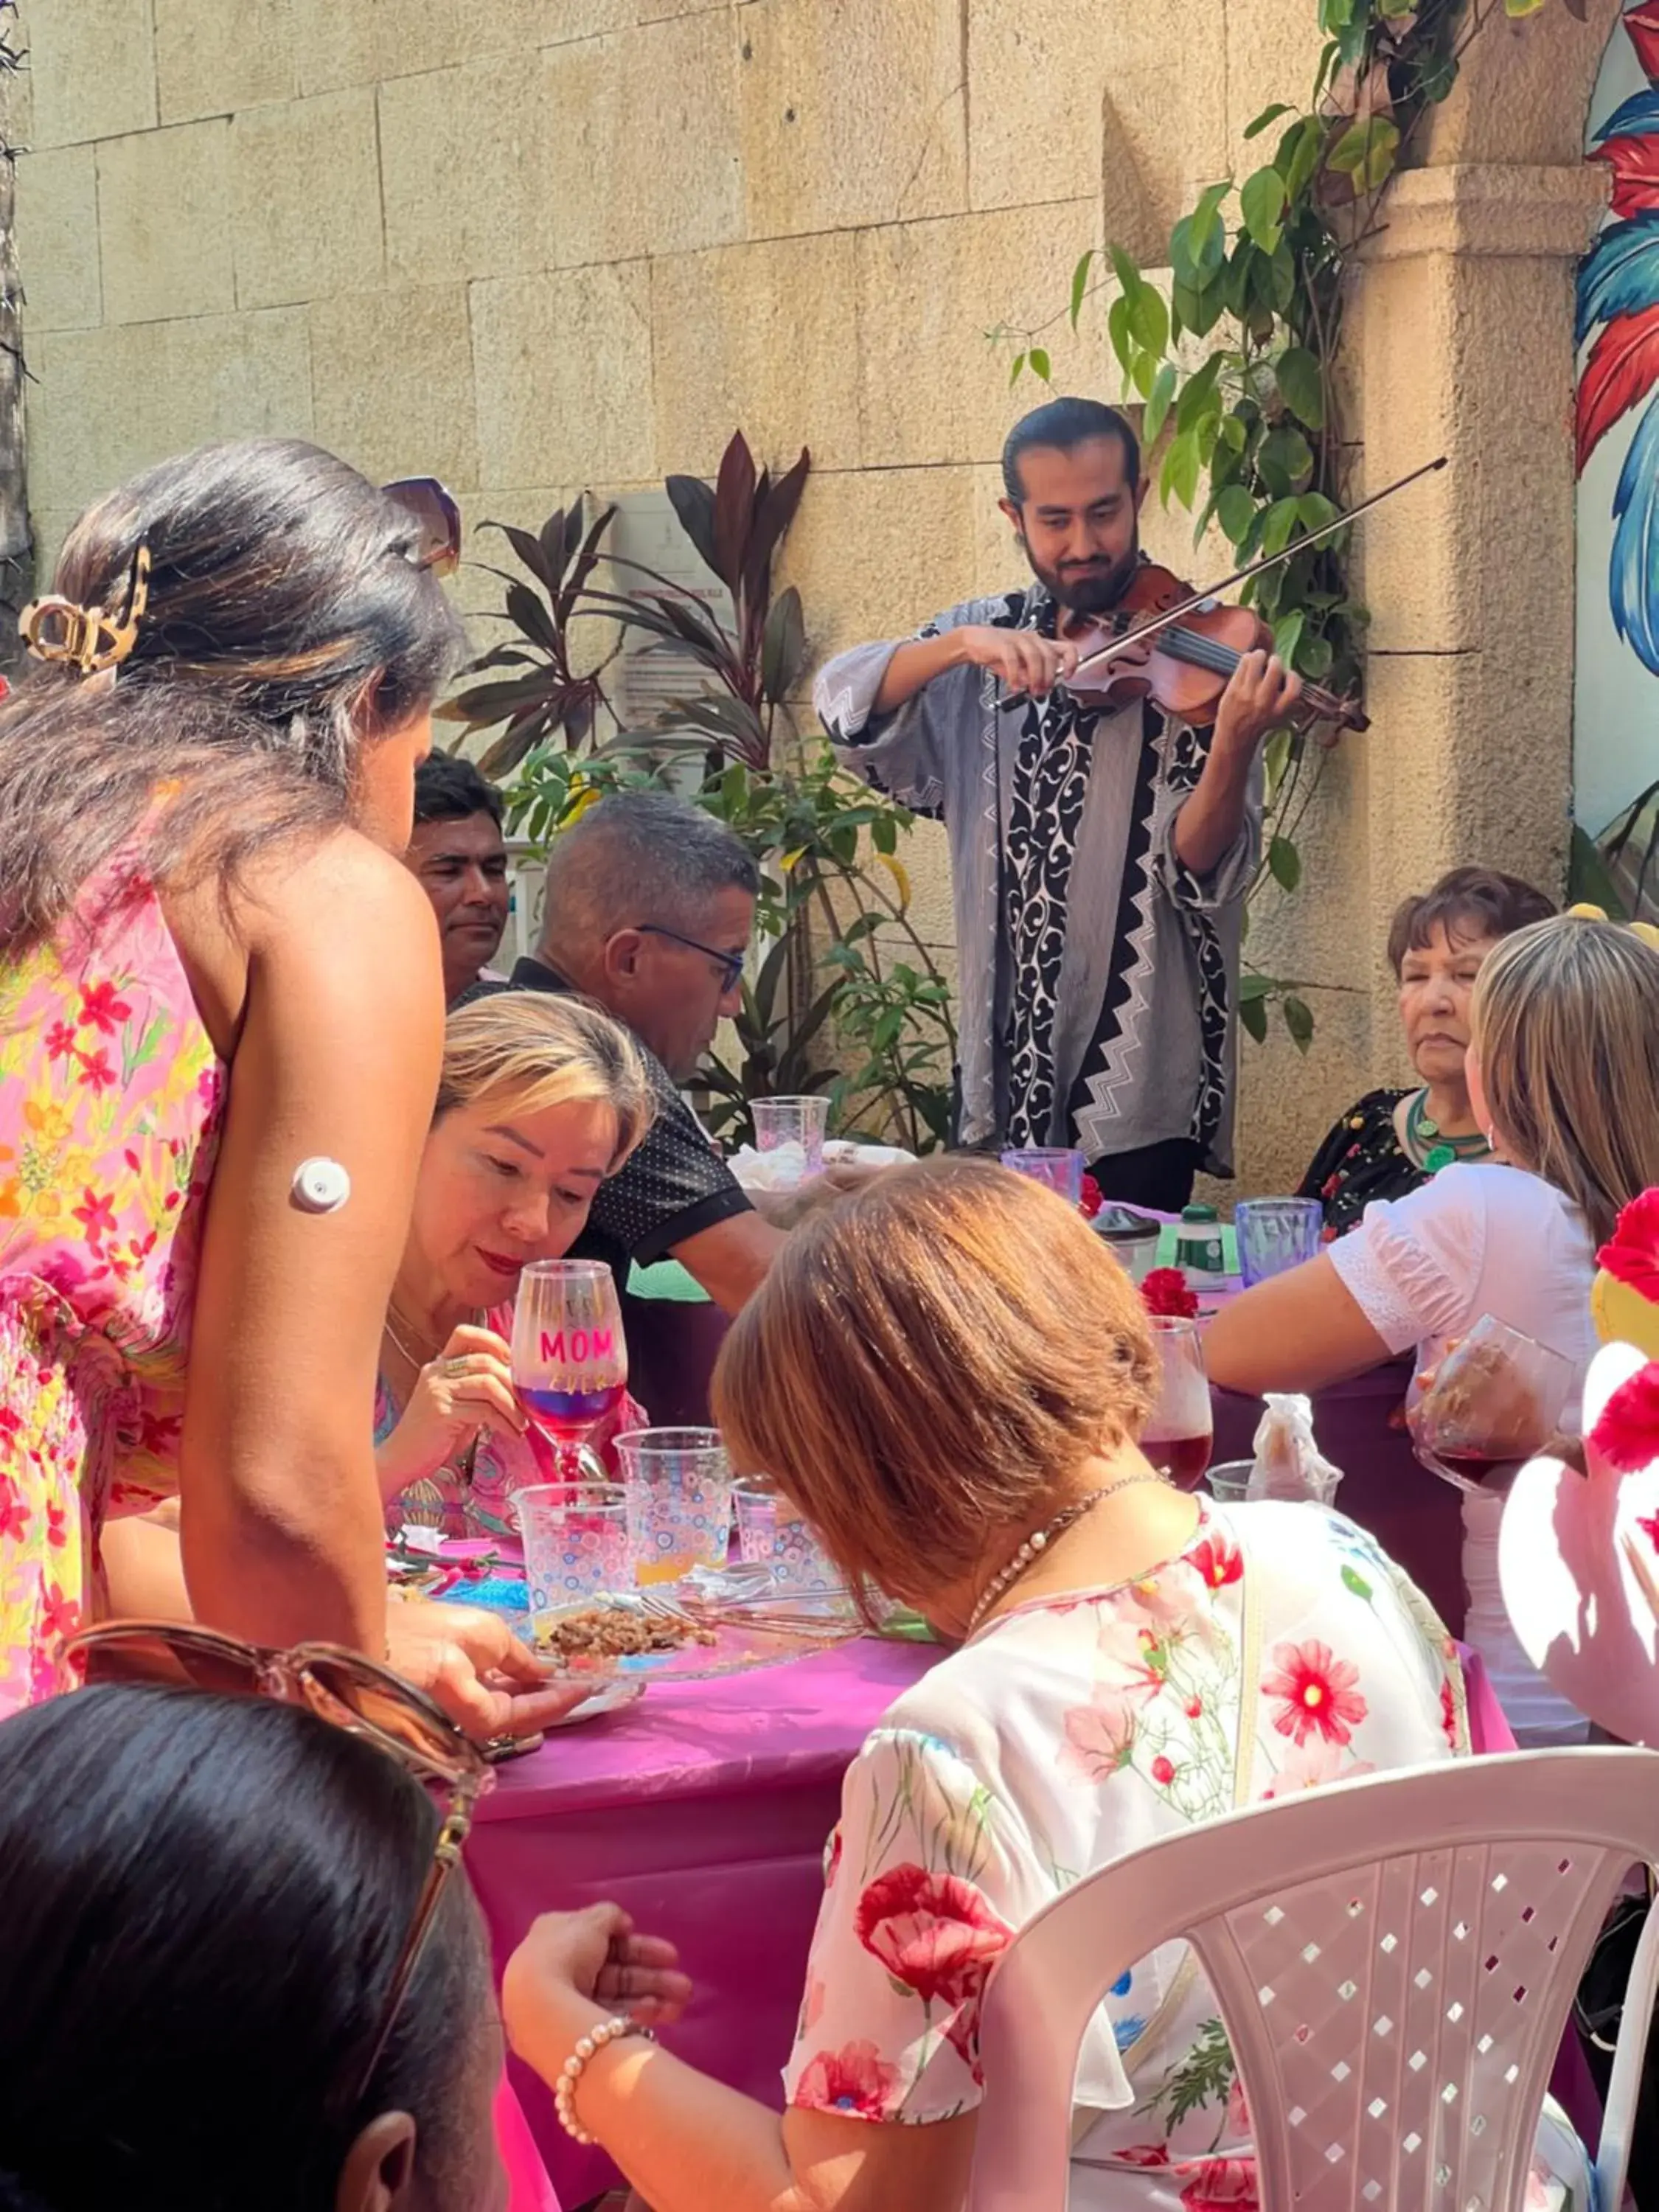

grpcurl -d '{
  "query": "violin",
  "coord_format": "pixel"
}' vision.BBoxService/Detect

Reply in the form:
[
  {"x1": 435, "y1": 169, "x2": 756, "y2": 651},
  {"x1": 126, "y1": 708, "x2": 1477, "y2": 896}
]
[
  {"x1": 1028, "y1": 455, "x2": 1449, "y2": 737},
  {"x1": 1062, "y1": 563, "x2": 1368, "y2": 734}
]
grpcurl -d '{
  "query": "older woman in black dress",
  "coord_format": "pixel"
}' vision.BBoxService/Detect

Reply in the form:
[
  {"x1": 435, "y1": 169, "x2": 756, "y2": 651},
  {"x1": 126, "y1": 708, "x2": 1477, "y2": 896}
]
[{"x1": 1298, "y1": 866, "x2": 1554, "y2": 1239}]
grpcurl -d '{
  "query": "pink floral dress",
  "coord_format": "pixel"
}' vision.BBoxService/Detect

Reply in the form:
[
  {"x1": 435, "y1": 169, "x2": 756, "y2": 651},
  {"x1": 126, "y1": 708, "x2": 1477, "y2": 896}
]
[
  {"x1": 0, "y1": 866, "x2": 222, "y2": 1714},
  {"x1": 785, "y1": 1499, "x2": 1592, "y2": 2212}
]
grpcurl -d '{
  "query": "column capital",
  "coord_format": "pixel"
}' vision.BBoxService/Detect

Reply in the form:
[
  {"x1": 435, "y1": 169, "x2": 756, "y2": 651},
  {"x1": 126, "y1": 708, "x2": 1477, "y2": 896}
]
[{"x1": 1363, "y1": 161, "x2": 1610, "y2": 264}]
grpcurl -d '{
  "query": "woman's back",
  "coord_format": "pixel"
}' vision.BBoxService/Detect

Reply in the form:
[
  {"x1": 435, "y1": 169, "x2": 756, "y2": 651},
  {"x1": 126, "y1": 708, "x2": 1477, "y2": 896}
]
[
  {"x1": 785, "y1": 1499, "x2": 1462, "y2": 2196},
  {"x1": 0, "y1": 863, "x2": 220, "y2": 1710}
]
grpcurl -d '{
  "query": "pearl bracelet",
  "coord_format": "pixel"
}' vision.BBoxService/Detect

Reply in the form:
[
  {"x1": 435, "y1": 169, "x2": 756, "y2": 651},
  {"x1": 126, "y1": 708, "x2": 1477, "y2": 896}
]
[{"x1": 552, "y1": 2014, "x2": 657, "y2": 2145}]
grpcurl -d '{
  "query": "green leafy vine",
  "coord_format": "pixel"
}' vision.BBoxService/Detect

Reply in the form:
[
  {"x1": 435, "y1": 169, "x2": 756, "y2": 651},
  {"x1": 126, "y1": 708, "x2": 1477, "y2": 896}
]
[{"x1": 997, "y1": 0, "x2": 1573, "y2": 1047}]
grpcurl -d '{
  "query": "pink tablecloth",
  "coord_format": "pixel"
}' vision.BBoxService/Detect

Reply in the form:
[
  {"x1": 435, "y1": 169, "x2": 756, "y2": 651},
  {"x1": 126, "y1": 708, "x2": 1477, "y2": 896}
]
[{"x1": 467, "y1": 1635, "x2": 938, "y2": 2207}]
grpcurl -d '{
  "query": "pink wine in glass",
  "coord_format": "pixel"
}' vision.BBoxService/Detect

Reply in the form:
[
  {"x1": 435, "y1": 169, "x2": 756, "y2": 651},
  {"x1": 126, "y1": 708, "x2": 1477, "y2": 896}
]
[
  {"x1": 518, "y1": 1380, "x2": 625, "y2": 1441},
  {"x1": 1144, "y1": 1432, "x2": 1214, "y2": 1493}
]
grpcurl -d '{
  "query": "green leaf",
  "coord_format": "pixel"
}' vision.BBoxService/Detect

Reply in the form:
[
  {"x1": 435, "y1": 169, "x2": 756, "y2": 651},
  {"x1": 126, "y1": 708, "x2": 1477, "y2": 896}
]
[
  {"x1": 1296, "y1": 490, "x2": 1340, "y2": 534},
  {"x1": 1276, "y1": 346, "x2": 1324, "y2": 431},
  {"x1": 1282, "y1": 994, "x2": 1315, "y2": 1051},
  {"x1": 1262, "y1": 495, "x2": 1304, "y2": 558},
  {"x1": 760, "y1": 584, "x2": 806, "y2": 703},
  {"x1": 1029, "y1": 344, "x2": 1051, "y2": 382},
  {"x1": 1159, "y1": 427, "x2": 1201, "y2": 511},
  {"x1": 1278, "y1": 115, "x2": 1323, "y2": 202},
  {"x1": 1238, "y1": 972, "x2": 1275, "y2": 1002},
  {"x1": 1258, "y1": 426, "x2": 1315, "y2": 498},
  {"x1": 1272, "y1": 608, "x2": 1306, "y2": 668},
  {"x1": 1144, "y1": 362, "x2": 1178, "y2": 447},
  {"x1": 1340, "y1": 1564, "x2": 1374, "y2": 1600},
  {"x1": 1188, "y1": 179, "x2": 1231, "y2": 262},
  {"x1": 1245, "y1": 102, "x2": 1293, "y2": 140},
  {"x1": 1108, "y1": 296, "x2": 1133, "y2": 378},
  {"x1": 1239, "y1": 995, "x2": 1270, "y2": 1044},
  {"x1": 1327, "y1": 114, "x2": 1402, "y2": 192},
  {"x1": 1109, "y1": 243, "x2": 1143, "y2": 302},
  {"x1": 1239, "y1": 166, "x2": 1287, "y2": 254},
  {"x1": 1129, "y1": 285, "x2": 1169, "y2": 358},
  {"x1": 870, "y1": 812, "x2": 898, "y2": 855},
  {"x1": 1008, "y1": 349, "x2": 1027, "y2": 388},
  {"x1": 1216, "y1": 483, "x2": 1257, "y2": 546},
  {"x1": 1130, "y1": 349, "x2": 1158, "y2": 401},
  {"x1": 1268, "y1": 833, "x2": 1302, "y2": 892},
  {"x1": 1175, "y1": 351, "x2": 1222, "y2": 434},
  {"x1": 1298, "y1": 631, "x2": 1335, "y2": 681},
  {"x1": 1068, "y1": 248, "x2": 1095, "y2": 330}
]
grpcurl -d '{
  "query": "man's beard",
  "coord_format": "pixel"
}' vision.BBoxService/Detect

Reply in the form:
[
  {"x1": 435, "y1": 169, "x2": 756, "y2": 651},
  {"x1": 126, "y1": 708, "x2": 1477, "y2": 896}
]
[{"x1": 1018, "y1": 530, "x2": 1140, "y2": 617}]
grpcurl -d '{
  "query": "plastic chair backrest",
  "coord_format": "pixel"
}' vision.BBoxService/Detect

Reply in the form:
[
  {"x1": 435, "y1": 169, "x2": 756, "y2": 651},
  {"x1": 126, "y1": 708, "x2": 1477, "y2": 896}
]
[{"x1": 970, "y1": 1748, "x2": 1659, "y2": 2212}]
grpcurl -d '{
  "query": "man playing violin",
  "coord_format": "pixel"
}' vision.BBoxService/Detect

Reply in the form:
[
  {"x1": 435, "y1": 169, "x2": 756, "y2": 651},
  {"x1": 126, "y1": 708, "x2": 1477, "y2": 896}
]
[{"x1": 815, "y1": 395, "x2": 1299, "y2": 1211}]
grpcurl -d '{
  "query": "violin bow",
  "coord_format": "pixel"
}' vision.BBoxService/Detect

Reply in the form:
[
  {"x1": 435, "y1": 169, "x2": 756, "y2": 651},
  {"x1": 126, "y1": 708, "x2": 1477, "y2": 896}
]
[{"x1": 1066, "y1": 454, "x2": 1448, "y2": 686}]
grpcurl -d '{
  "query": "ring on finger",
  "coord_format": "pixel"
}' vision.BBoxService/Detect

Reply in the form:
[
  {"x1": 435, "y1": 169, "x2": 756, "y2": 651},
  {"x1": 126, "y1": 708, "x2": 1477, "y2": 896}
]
[{"x1": 439, "y1": 1354, "x2": 472, "y2": 1378}]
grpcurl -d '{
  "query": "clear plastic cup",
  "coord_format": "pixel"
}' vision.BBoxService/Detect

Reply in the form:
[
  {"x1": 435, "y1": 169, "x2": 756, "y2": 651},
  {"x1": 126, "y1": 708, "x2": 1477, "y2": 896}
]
[
  {"x1": 614, "y1": 1427, "x2": 734, "y2": 1587},
  {"x1": 512, "y1": 1481, "x2": 631, "y2": 1616},
  {"x1": 751, "y1": 1096, "x2": 829, "y2": 1183},
  {"x1": 1236, "y1": 1197, "x2": 1324, "y2": 1287},
  {"x1": 1206, "y1": 1460, "x2": 1254, "y2": 1505},
  {"x1": 1000, "y1": 1147, "x2": 1086, "y2": 1207},
  {"x1": 732, "y1": 1476, "x2": 840, "y2": 1593}
]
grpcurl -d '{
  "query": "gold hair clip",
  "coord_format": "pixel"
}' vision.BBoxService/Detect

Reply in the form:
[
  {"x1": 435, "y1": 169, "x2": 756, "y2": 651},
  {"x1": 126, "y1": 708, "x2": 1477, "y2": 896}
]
[
  {"x1": 19, "y1": 543, "x2": 151, "y2": 676},
  {"x1": 1566, "y1": 902, "x2": 1659, "y2": 953}
]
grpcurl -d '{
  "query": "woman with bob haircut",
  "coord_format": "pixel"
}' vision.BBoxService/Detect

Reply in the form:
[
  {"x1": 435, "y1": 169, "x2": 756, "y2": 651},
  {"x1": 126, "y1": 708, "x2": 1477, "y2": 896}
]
[
  {"x1": 377, "y1": 991, "x2": 655, "y2": 1539},
  {"x1": 1209, "y1": 914, "x2": 1659, "y2": 1745},
  {"x1": 489, "y1": 1158, "x2": 1601, "y2": 2212}
]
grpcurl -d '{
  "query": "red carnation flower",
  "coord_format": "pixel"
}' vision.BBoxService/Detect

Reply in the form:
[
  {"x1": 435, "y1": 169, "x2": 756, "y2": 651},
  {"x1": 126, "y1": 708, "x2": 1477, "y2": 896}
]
[
  {"x1": 1141, "y1": 1267, "x2": 1200, "y2": 1321},
  {"x1": 1078, "y1": 1173, "x2": 1103, "y2": 1220},
  {"x1": 1597, "y1": 1190, "x2": 1659, "y2": 1306},
  {"x1": 1591, "y1": 1360, "x2": 1659, "y2": 1473},
  {"x1": 853, "y1": 1864, "x2": 1013, "y2": 2008}
]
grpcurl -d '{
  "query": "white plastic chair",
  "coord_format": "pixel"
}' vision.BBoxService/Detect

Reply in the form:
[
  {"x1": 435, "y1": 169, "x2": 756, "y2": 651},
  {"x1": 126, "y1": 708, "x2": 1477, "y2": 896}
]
[{"x1": 969, "y1": 1750, "x2": 1659, "y2": 2212}]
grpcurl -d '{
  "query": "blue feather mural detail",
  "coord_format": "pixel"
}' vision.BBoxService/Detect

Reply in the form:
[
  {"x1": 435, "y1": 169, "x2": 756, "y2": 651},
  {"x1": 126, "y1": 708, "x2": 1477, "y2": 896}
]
[
  {"x1": 1594, "y1": 84, "x2": 1659, "y2": 145},
  {"x1": 1578, "y1": 209, "x2": 1659, "y2": 344},
  {"x1": 1609, "y1": 387, "x2": 1659, "y2": 675}
]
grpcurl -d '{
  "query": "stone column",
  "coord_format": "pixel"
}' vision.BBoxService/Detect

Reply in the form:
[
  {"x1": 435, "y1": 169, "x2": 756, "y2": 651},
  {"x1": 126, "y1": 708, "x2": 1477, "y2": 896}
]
[{"x1": 1354, "y1": 159, "x2": 1609, "y2": 975}]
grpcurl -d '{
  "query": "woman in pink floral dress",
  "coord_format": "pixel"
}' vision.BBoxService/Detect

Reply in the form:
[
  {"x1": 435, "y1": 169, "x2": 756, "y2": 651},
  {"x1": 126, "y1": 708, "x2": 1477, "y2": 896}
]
[
  {"x1": 0, "y1": 439, "x2": 577, "y2": 1742},
  {"x1": 498, "y1": 1159, "x2": 1592, "y2": 2212}
]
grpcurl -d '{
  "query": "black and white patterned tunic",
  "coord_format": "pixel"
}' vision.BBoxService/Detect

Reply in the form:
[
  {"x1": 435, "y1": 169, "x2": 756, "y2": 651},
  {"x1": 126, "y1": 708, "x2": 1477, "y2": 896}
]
[{"x1": 815, "y1": 582, "x2": 1259, "y2": 1173}]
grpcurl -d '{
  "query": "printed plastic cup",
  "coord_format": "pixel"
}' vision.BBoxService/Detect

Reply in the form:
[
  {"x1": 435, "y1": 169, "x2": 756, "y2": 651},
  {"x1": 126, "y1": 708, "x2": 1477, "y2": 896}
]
[
  {"x1": 732, "y1": 1476, "x2": 841, "y2": 1594},
  {"x1": 1000, "y1": 1147, "x2": 1086, "y2": 1208},
  {"x1": 1236, "y1": 1197, "x2": 1324, "y2": 1287},
  {"x1": 751, "y1": 1096, "x2": 829, "y2": 1183},
  {"x1": 512, "y1": 1481, "x2": 631, "y2": 1616},
  {"x1": 615, "y1": 1427, "x2": 734, "y2": 1587}
]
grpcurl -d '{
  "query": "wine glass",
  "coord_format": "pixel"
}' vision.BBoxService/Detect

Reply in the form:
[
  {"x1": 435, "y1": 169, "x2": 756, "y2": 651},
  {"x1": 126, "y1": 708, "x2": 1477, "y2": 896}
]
[
  {"x1": 509, "y1": 1259, "x2": 628, "y2": 1479},
  {"x1": 1408, "y1": 1315, "x2": 1575, "y2": 1495},
  {"x1": 1142, "y1": 1315, "x2": 1214, "y2": 1493}
]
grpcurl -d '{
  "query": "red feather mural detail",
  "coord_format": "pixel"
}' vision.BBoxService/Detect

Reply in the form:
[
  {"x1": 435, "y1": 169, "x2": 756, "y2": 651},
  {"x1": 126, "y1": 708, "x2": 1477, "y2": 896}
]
[
  {"x1": 1592, "y1": 133, "x2": 1659, "y2": 218},
  {"x1": 1577, "y1": 307, "x2": 1659, "y2": 473},
  {"x1": 1628, "y1": 0, "x2": 1659, "y2": 85}
]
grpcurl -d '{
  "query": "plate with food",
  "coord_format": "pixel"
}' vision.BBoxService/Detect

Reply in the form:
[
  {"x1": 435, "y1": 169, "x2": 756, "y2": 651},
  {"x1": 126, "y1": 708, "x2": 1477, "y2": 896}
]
[{"x1": 527, "y1": 1580, "x2": 863, "y2": 1684}]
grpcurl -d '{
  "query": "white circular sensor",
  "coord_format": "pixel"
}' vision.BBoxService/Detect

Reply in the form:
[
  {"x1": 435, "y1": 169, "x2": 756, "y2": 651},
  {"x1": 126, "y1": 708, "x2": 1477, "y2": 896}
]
[{"x1": 291, "y1": 1157, "x2": 352, "y2": 1214}]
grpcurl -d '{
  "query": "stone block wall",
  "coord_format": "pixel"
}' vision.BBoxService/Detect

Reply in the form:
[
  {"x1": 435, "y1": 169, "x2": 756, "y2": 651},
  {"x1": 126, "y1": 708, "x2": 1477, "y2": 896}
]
[{"x1": 12, "y1": 0, "x2": 1598, "y2": 1192}]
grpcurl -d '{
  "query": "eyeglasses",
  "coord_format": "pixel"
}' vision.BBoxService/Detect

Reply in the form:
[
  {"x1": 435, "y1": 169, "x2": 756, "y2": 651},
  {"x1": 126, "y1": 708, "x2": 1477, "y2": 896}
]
[
  {"x1": 636, "y1": 923, "x2": 745, "y2": 996},
  {"x1": 383, "y1": 476, "x2": 463, "y2": 578},
  {"x1": 62, "y1": 1620, "x2": 490, "y2": 2101}
]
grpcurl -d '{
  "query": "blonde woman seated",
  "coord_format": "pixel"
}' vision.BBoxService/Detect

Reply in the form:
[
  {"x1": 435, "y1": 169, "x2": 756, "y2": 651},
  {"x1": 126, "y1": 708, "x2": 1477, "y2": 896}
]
[
  {"x1": 377, "y1": 992, "x2": 653, "y2": 1540},
  {"x1": 488, "y1": 1157, "x2": 1587, "y2": 2212},
  {"x1": 1208, "y1": 914, "x2": 1659, "y2": 1744}
]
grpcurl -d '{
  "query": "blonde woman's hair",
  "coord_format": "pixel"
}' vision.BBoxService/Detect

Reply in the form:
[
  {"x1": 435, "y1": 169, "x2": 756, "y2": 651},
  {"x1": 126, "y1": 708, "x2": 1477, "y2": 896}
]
[
  {"x1": 1471, "y1": 914, "x2": 1659, "y2": 1247},
  {"x1": 712, "y1": 1156, "x2": 1157, "y2": 1615},
  {"x1": 434, "y1": 991, "x2": 654, "y2": 1172}
]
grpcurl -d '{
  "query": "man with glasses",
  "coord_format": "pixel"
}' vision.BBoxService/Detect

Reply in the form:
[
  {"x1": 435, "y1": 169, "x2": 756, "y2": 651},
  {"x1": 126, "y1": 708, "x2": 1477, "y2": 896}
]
[{"x1": 467, "y1": 790, "x2": 785, "y2": 1314}]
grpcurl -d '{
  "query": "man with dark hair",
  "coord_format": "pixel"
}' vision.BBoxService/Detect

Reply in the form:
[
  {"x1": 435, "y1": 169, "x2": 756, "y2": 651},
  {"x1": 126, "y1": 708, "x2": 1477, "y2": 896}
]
[
  {"x1": 816, "y1": 395, "x2": 1299, "y2": 1211},
  {"x1": 405, "y1": 754, "x2": 511, "y2": 1004},
  {"x1": 468, "y1": 790, "x2": 786, "y2": 1312}
]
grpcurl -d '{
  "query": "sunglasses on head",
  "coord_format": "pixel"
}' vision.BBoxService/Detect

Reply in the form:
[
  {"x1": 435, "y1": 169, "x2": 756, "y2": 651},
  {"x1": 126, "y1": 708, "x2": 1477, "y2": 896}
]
[
  {"x1": 382, "y1": 477, "x2": 463, "y2": 579},
  {"x1": 63, "y1": 1619, "x2": 490, "y2": 2101}
]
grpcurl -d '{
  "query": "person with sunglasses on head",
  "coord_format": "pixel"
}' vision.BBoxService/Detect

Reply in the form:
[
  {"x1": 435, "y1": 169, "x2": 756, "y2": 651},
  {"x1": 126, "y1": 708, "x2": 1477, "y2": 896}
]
[
  {"x1": 0, "y1": 440, "x2": 574, "y2": 1742},
  {"x1": 467, "y1": 790, "x2": 790, "y2": 1315},
  {"x1": 0, "y1": 1621, "x2": 689, "y2": 2212}
]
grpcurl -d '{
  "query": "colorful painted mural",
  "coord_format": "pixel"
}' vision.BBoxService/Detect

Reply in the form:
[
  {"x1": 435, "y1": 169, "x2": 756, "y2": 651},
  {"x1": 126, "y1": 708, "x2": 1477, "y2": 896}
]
[{"x1": 1576, "y1": 1, "x2": 1659, "y2": 905}]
